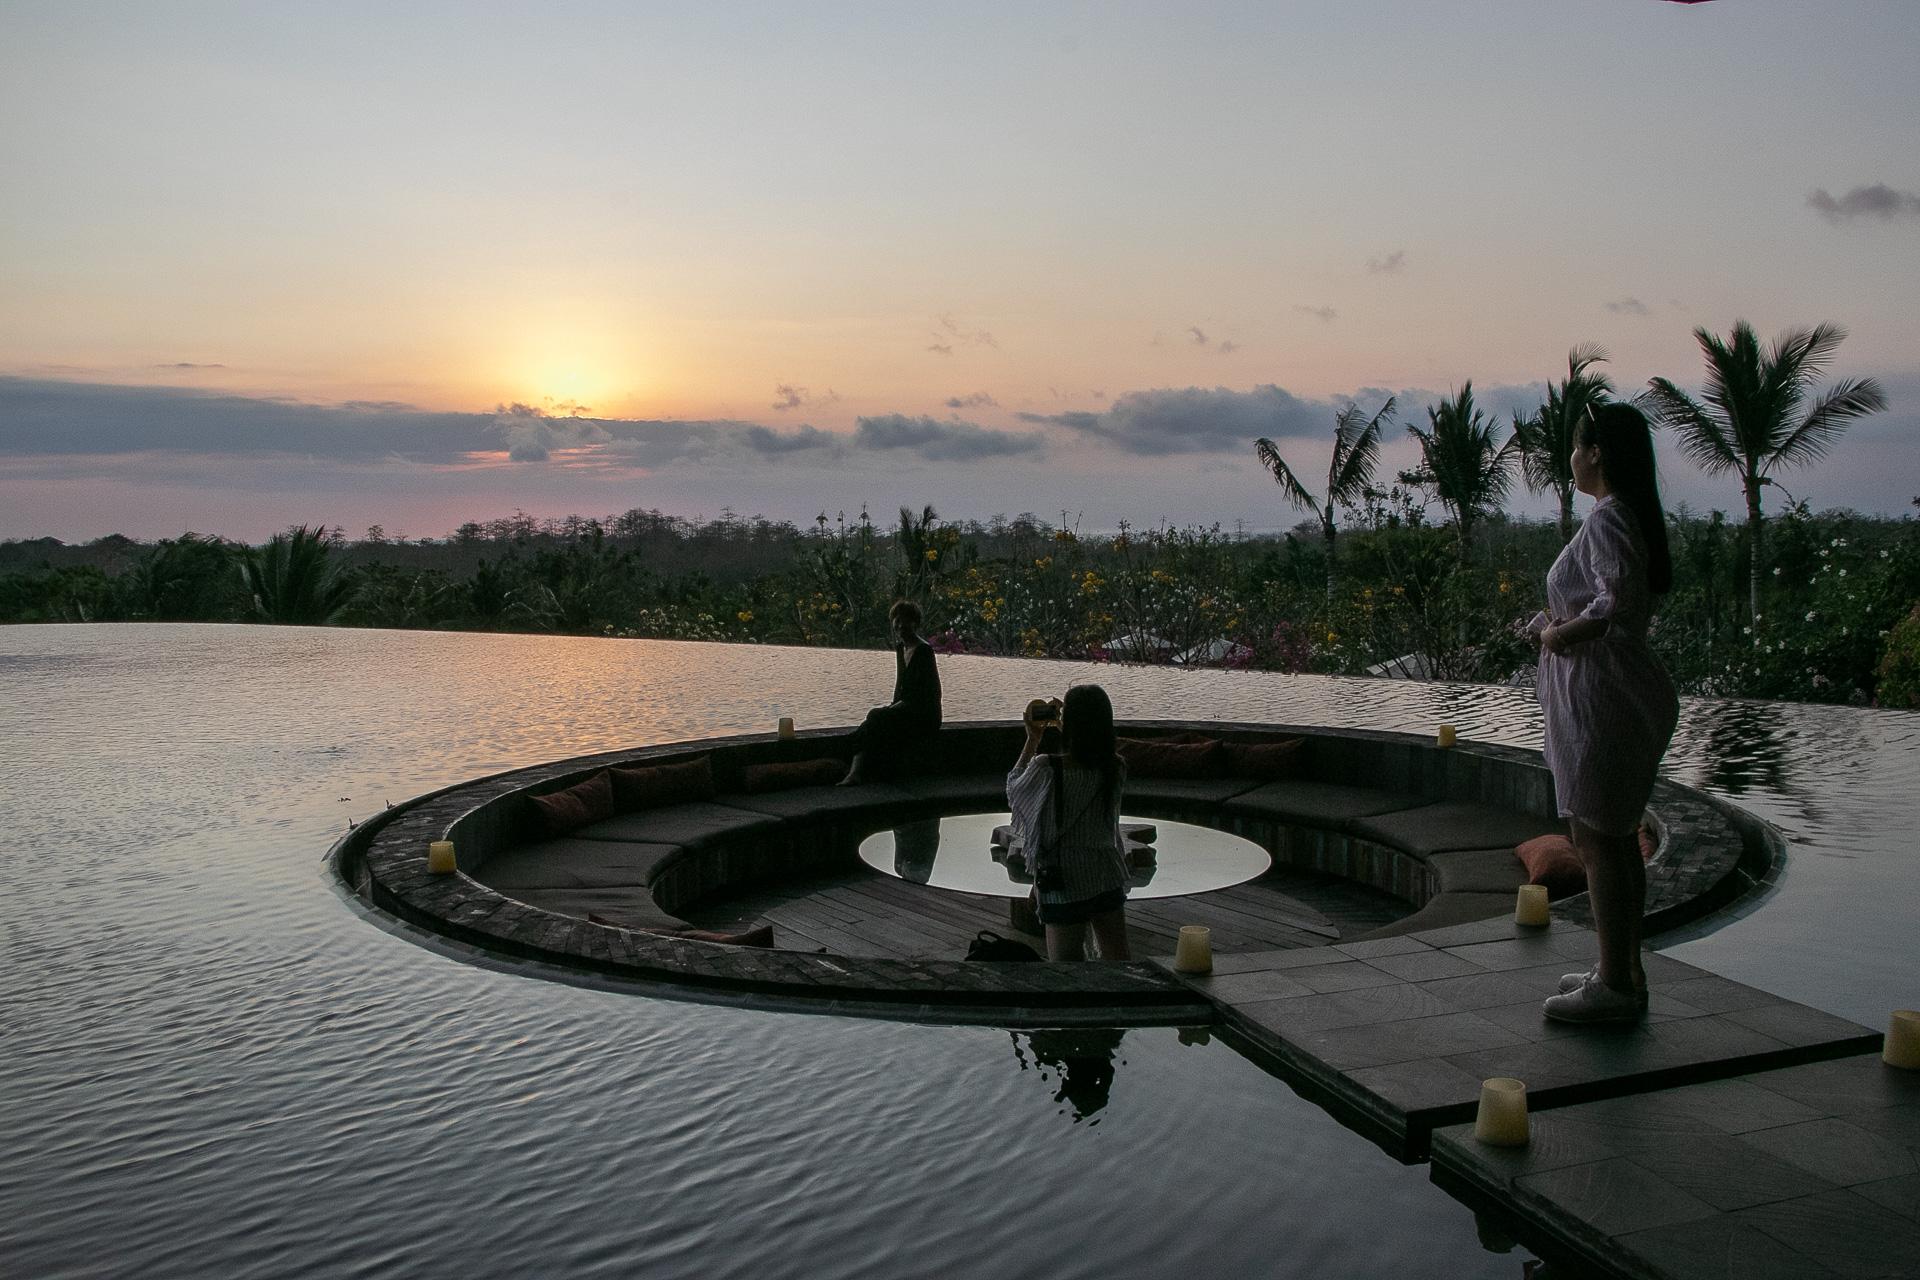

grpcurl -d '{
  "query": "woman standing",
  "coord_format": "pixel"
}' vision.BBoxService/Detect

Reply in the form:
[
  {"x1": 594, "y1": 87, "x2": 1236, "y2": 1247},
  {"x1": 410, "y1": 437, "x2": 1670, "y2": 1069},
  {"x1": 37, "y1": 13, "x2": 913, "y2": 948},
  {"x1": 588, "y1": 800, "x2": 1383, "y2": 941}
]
[
  {"x1": 839, "y1": 600, "x2": 942, "y2": 785},
  {"x1": 1538, "y1": 404, "x2": 1680, "y2": 1024},
  {"x1": 1006, "y1": 685, "x2": 1132, "y2": 962}
]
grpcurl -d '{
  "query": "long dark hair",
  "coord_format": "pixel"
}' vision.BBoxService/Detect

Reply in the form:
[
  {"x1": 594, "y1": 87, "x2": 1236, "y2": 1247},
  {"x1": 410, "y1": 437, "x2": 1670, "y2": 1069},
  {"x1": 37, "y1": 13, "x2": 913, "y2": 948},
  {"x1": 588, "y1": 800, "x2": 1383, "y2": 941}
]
[
  {"x1": 1581, "y1": 403, "x2": 1673, "y2": 594},
  {"x1": 1060, "y1": 684, "x2": 1120, "y2": 792}
]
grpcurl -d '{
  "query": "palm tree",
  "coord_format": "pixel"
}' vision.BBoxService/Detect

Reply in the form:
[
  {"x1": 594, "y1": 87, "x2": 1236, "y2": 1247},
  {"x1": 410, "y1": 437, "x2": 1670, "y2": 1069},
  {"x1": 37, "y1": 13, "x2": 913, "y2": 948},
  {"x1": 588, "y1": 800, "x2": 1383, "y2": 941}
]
[
  {"x1": 1643, "y1": 322, "x2": 1887, "y2": 625},
  {"x1": 1254, "y1": 398, "x2": 1395, "y2": 601},
  {"x1": 240, "y1": 524, "x2": 355, "y2": 625},
  {"x1": 1402, "y1": 383, "x2": 1519, "y2": 562},
  {"x1": 1514, "y1": 345, "x2": 1613, "y2": 545}
]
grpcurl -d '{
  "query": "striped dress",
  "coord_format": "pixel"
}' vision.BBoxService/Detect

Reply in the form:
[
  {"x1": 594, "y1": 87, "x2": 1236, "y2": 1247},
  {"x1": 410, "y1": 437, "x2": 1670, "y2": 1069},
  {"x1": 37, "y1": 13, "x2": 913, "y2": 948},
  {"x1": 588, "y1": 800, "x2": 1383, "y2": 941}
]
[
  {"x1": 1539, "y1": 495, "x2": 1680, "y2": 836},
  {"x1": 1006, "y1": 754, "x2": 1132, "y2": 909}
]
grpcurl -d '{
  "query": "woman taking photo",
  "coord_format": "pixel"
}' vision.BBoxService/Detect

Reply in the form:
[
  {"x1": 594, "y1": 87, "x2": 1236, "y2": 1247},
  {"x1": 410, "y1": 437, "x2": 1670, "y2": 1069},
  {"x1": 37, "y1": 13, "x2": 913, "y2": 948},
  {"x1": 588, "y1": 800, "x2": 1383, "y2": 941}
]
[
  {"x1": 1538, "y1": 403, "x2": 1680, "y2": 1024},
  {"x1": 1006, "y1": 685, "x2": 1132, "y2": 962}
]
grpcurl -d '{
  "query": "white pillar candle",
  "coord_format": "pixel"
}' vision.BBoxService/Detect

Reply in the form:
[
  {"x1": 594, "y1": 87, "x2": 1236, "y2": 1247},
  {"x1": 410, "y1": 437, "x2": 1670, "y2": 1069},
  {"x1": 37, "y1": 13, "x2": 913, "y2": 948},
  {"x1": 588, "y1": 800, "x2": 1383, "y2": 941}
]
[
  {"x1": 1437, "y1": 725, "x2": 1458, "y2": 748},
  {"x1": 1474, "y1": 1078, "x2": 1529, "y2": 1146},
  {"x1": 1173, "y1": 925, "x2": 1213, "y2": 974},
  {"x1": 1885, "y1": 1010, "x2": 1920, "y2": 1069},
  {"x1": 427, "y1": 840, "x2": 457, "y2": 874},
  {"x1": 1515, "y1": 884, "x2": 1550, "y2": 927},
  {"x1": 777, "y1": 717, "x2": 796, "y2": 739}
]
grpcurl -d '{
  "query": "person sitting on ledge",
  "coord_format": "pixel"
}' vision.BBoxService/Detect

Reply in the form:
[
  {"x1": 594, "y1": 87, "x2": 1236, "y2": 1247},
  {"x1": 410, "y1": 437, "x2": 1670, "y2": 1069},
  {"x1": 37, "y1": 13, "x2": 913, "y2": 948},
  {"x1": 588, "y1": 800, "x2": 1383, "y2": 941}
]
[
  {"x1": 839, "y1": 599, "x2": 942, "y2": 785},
  {"x1": 1007, "y1": 684, "x2": 1132, "y2": 962}
]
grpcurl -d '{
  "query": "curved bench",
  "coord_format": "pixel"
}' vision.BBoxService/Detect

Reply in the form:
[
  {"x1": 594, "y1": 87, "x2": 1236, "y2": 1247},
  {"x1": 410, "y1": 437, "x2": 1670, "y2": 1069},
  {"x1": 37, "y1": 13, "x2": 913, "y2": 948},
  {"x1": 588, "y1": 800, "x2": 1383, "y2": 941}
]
[{"x1": 335, "y1": 721, "x2": 1776, "y2": 1020}]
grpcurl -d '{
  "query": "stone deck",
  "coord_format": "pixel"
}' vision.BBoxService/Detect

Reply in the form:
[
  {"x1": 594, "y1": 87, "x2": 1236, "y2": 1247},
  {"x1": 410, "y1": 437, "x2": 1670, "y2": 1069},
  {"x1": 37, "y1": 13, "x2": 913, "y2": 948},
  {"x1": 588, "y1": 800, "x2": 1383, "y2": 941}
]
[
  {"x1": 1170, "y1": 914, "x2": 1882, "y2": 1162},
  {"x1": 1431, "y1": 1053, "x2": 1920, "y2": 1278}
]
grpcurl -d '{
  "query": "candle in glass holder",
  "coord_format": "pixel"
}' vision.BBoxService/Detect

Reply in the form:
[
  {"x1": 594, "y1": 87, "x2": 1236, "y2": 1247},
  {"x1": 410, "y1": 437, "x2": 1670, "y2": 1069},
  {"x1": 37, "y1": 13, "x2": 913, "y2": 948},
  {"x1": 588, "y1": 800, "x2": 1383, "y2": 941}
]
[
  {"x1": 777, "y1": 716, "x2": 796, "y2": 740},
  {"x1": 1173, "y1": 925, "x2": 1213, "y2": 974},
  {"x1": 1515, "y1": 884, "x2": 1550, "y2": 927},
  {"x1": 427, "y1": 840, "x2": 457, "y2": 874},
  {"x1": 1437, "y1": 725, "x2": 1458, "y2": 748},
  {"x1": 1474, "y1": 1078, "x2": 1529, "y2": 1146},
  {"x1": 1885, "y1": 1010, "x2": 1920, "y2": 1069}
]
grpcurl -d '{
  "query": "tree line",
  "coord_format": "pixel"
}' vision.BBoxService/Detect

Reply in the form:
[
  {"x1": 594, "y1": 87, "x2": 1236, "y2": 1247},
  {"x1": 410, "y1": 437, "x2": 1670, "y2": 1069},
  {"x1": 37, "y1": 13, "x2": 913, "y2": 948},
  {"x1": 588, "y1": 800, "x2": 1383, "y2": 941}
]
[{"x1": 3, "y1": 320, "x2": 1915, "y2": 708}]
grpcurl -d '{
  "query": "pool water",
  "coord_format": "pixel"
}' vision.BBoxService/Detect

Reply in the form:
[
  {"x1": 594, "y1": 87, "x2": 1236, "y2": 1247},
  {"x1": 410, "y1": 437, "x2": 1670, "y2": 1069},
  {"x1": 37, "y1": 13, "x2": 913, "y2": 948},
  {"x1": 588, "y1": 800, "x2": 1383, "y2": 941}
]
[{"x1": 4, "y1": 624, "x2": 1914, "y2": 1278}]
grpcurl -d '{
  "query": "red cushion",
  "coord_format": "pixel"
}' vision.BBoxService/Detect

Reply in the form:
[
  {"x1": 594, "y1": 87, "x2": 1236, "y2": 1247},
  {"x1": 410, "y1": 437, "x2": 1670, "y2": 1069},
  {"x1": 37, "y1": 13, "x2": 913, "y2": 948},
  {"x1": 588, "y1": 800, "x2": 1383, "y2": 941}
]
[
  {"x1": 1638, "y1": 824, "x2": 1658, "y2": 861},
  {"x1": 586, "y1": 913, "x2": 775, "y2": 948},
  {"x1": 740, "y1": 758, "x2": 844, "y2": 793},
  {"x1": 528, "y1": 770, "x2": 615, "y2": 836},
  {"x1": 609, "y1": 756, "x2": 716, "y2": 811},
  {"x1": 1515, "y1": 834, "x2": 1586, "y2": 899},
  {"x1": 1222, "y1": 738, "x2": 1306, "y2": 781},
  {"x1": 1117, "y1": 737, "x2": 1223, "y2": 779}
]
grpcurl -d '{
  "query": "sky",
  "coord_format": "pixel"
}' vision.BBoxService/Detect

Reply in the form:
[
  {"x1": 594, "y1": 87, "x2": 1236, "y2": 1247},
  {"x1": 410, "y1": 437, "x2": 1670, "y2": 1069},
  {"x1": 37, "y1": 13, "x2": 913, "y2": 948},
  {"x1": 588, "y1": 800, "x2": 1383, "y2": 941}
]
[{"x1": 2, "y1": 0, "x2": 1916, "y2": 542}]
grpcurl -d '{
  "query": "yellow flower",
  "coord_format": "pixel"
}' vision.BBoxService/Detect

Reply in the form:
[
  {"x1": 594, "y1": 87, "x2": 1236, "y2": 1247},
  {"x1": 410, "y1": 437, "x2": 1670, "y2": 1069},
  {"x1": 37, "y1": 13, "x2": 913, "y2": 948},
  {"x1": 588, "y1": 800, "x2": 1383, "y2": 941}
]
[
  {"x1": 924, "y1": 549, "x2": 939, "y2": 562},
  {"x1": 737, "y1": 610, "x2": 754, "y2": 623}
]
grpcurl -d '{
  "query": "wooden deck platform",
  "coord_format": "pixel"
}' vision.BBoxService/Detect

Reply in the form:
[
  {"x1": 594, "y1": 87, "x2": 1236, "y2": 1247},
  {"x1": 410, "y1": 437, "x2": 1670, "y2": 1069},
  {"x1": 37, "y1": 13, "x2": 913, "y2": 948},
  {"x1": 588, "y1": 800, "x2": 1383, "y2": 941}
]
[{"x1": 679, "y1": 864, "x2": 1415, "y2": 961}]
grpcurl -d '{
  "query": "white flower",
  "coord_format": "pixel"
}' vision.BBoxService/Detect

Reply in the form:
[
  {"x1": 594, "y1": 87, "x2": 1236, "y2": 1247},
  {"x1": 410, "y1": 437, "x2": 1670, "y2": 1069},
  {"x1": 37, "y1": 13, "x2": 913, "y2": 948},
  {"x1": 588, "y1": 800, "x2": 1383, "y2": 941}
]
[
  {"x1": 1841, "y1": 627, "x2": 1848, "y2": 635},
  {"x1": 1807, "y1": 611, "x2": 1816, "y2": 621},
  {"x1": 1743, "y1": 626, "x2": 1752, "y2": 635},
  {"x1": 1773, "y1": 567, "x2": 1783, "y2": 576},
  {"x1": 1821, "y1": 548, "x2": 1831, "y2": 557},
  {"x1": 1839, "y1": 569, "x2": 1847, "y2": 577},
  {"x1": 1882, "y1": 550, "x2": 1890, "y2": 558}
]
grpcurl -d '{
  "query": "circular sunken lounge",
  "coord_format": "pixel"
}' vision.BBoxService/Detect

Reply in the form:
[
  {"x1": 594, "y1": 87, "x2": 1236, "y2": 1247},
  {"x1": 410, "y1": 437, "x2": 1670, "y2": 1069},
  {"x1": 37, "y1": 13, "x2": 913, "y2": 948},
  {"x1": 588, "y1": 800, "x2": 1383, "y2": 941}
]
[{"x1": 336, "y1": 721, "x2": 1779, "y2": 1023}]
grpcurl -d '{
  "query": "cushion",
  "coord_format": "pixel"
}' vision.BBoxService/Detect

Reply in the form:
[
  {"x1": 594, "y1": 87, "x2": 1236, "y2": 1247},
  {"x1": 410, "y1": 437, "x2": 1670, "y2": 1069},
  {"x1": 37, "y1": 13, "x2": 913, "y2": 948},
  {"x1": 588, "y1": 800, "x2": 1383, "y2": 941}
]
[
  {"x1": 473, "y1": 837, "x2": 680, "y2": 889},
  {"x1": 506, "y1": 886, "x2": 688, "y2": 932},
  {"x1": 654, "y1": 924, "x2": 776, "y2": 948},
  {"x1": 741, "y1": 758, "x2": 844, "y2": 793},
  {"x1": 1117, "y1": 737, "x2": 1222, "y2": 779},
  {"x1": 573, "y1": 800, "x2": 780, "y2": 848},
  {"x1": 1222, "y1": 780, "x2": 1430, "y2": 826},
  {"x1": 1516, "y1": 834, "x2": 1587, "y2": 899},
  {"x1": 528, "y1": 770, "x2": 615, "y2": 836},
  {"x1": 719, "y1": 780, "x2": 916, "y2": 819},
  {"x1": 1639, "y1": 823, "x2": 1658, "y2": 861},
  {"x1": 609, "y1": 755, "x2": 716, "y2": 811},
  {"x1": 1123, "y1": 777, "x2": 1264, "y2": 807},
  {"x1": 1427, "y1": 846, "x2": 1532, "y2": 895},
  {"x1": 895, "y1": 773, "x2": 1011, "y2": 811},
  {"x1": 1348, "y1": 801, "x2": 1564, "y2": 858},
  {"x1": 1222, "y1": 738, "x2": 1305, "y2": 781},
  {"x1": 1344, "y1": 892, "x2": 1514, "y2": 942}
]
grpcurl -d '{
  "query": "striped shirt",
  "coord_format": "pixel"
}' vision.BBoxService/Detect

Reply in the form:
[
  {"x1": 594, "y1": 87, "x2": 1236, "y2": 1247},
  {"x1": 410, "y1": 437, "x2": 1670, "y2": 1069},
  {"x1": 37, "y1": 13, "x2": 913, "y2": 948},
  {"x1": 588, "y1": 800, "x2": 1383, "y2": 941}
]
[{"x1": 1006, "y1": 754, "x2": 1131, "y2": 906}]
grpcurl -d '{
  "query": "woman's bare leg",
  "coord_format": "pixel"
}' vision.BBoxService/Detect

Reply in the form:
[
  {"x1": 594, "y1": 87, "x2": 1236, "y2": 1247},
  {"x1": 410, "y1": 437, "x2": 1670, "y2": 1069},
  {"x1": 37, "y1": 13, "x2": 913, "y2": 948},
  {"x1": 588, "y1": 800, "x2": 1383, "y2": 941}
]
[
  {"x1": 1087, "y1": 909, "x2": 1131, "y2": 961},
  {"x1": 1046, "y1": 922, "x2": 1088, "y2": 962},
  {"x1": 837, "y1": 753, "x2": 866, "y2": 786},
  {"x1": 1572, "y1": 819, "x2": 1645, "y2": 995}
]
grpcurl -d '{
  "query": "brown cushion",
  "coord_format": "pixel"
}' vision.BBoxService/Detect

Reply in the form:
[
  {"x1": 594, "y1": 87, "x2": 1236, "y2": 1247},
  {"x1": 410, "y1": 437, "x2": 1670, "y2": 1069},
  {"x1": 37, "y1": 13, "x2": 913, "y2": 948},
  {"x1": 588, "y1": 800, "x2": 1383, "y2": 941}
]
[
  {"x1": 1516, "y1": 834, "x2": 1586, "y2": 899},
  {"x1": 529, "y1": 770, "x2": 615, "y2": 836},
  {"x1": 1222, "y1": 738, "x2": 1305, "y2": 781},
  {"x1": 594, "y1": 917, "x2": 775, "y2": 949},
  {"x1": 1117, "y1": 737, "x2": 1222, "y2": 779},
  {"x1": 1639, "y1": 823, "x2": 1658, "y2": 861},
  {"x1": 609, "y1": 756, "x2": 716, "y2": 811},
  {"x1": 740, "y1": 758, "x2": 844, "y2": 793}
]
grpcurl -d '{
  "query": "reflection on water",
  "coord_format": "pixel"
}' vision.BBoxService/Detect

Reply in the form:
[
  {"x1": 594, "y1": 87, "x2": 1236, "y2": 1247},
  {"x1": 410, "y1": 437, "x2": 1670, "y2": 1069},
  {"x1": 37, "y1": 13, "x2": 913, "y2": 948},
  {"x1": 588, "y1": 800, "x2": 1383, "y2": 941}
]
[
  {"x1": 6, "y1": 623, "x2": 1915, "y2": 1276},
  {"x1": 892, "y1": 818, "x2": 941, "y2": 883},
  {"x1": 1012, "y1": 1029, "x2": 1130, "y2": 1124},
  {"x1": 1679, "y1": 699, "x2": 1793, "y2": 795}
]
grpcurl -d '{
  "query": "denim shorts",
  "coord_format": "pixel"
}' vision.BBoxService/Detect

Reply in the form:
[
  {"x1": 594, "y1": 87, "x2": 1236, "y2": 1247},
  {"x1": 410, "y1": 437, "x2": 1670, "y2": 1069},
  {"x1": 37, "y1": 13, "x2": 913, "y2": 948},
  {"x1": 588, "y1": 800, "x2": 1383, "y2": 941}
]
[{"x1": 1035, "y1": 887, "x2": 1126, "y2": 926}]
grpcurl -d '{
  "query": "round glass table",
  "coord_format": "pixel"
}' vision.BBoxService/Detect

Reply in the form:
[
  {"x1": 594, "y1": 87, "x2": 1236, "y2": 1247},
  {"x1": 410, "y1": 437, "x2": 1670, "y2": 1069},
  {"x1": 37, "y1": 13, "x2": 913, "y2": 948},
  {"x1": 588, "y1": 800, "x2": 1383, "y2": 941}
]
[{"x1": 857, "y1": 812, "x2": 1270, "y2": 900}]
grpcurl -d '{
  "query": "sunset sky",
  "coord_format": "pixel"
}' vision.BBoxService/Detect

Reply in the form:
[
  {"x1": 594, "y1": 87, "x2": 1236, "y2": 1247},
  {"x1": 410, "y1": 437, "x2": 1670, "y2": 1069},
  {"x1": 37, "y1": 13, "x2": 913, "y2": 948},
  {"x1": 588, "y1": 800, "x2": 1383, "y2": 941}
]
[{"x1": 3, "y1": 1, "x2": 1916, "y2": 542}]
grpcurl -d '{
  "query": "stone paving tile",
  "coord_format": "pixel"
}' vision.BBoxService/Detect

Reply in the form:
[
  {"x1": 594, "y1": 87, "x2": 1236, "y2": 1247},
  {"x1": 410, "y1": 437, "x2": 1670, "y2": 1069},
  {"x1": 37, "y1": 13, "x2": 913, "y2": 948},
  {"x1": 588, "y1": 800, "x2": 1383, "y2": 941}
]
[
  {"x1": 1294, "y1": 1010, "x2": 1530, "y2": 1072},
  {"x1": 1415, "y1": 970, "x2": 1542, "y2": 1012},
  {"x1": 1283, "y1": 959, "x2": 1406, "y2": 994},
  {"x1": 1517, "y1": 1156, "x2": 1720, "y2": 1236},
  {"x1": 1192, "y1": 968, "x2": 1317, "y2": 1004},
  {"x1": 1735, "y1": 1188, "x2": 1920, "y2": 1278},
  {"x1": 1658, "y1": 974, "x2": 1782, "y2": 1015},
  {"x1": 1740, "y1": 1116, "x2": 1920, "y2": 1188},
  {"x1": 1331, "y1": 934, "x2": 1432, "y2": 960},
  {"x1": 1853, "y1": 1171, "x2": 1920, "y2": 1220},
  {"x1": 1358, "y1": 948, "x2": 1487, "y2": 982},
  {"x1": 1615, "y1": 1215, "x2": 1843, "y2": 1280},
  {"x1": 1236, "y1": 982, "x2": 1462, "y2": 1036},
  {"x1": 1193, "y1": 947, "x2": 1348, "y2": 976},
  {"x1": 1345, "y1": 1054, "x2": 1488, "y2": 1116}
]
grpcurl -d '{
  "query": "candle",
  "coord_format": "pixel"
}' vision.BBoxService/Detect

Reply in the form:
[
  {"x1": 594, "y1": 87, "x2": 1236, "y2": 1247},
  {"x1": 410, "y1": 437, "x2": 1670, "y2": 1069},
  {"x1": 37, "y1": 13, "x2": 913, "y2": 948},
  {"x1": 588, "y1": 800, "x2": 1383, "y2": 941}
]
[
  {"x1": 1515, "y1": 884, "x2": 1550, "y2": 927},
  {"x1": 1437, "y1": 725, "x2": 1458, "y2": 748},
  {"x1": 427, "y1": 840, "x2": 457, "y2": 874},
  {"x1": 1885, "y1": 1010, "x2": 1920, "y2": 1069},
  {"x1": 777, "y1": 717, "x2": 796, "y2": 739},
  {"x1": 1173, "y1": 925, "x2": 1213, "y2": 974},
  {"x1": 1474, "y1": 1078, "x2": 1529, "y2": 1146}
]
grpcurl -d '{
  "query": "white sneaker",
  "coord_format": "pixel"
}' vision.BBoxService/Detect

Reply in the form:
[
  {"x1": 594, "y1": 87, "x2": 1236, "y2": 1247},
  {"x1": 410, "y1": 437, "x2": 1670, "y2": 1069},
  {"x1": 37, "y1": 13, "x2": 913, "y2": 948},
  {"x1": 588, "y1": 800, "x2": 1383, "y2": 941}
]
[
  {"x1": 1558, "y1": 969, "x2": 1596, "y2": 993},
  {"x1": 1543, "y1": 974, "x2": 1644, "y2": 1024}
]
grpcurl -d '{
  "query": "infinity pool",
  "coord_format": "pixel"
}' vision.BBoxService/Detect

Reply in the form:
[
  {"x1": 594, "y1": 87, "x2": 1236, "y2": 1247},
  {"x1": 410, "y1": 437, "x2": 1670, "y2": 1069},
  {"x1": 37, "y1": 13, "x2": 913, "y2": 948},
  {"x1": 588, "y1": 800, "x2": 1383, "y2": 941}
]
[{"x1": 4, "y1": 624, "x2": 1913, "y2": 1278}]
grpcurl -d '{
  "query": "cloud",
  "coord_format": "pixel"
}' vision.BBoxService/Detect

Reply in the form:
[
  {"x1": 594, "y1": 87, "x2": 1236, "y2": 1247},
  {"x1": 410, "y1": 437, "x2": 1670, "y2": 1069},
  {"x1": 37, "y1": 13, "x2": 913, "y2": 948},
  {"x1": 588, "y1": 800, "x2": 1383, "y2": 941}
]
[
  {"x1": 491, "y1": 402, "x2": 612, "y2": 462},
  {"x1": 1367, "y1": 250, "x2": 1406, "y2": 274},
  {"x1": 1295, "y1": 306, "x2": 1337, "y2": 322},
  {"x1": 928, "y1": 314, "x2": 996, "y2": 355},
  {"x1": 771, "y1": 383, "x2": 807, "y2": 410},
  {"x1": 1018, "y1": 384, "x2": 1326, "y2": 456},
  {"x1": 1217, "y1": 340, "x2": 1240, "y2": 354},
  {"x1": 1807, "y1": 184, "x2": 1920, "y2": 223},
  {"x1": 945, "y1": 391, "x2": 999, "y2": 409},
  {"x1": 1605, "y1": 297, "x2": 1651, "y2": 316},
  {"x1": 1189, "y1": 327, "x2": 1209, "y2": 347},
  {"x1": 853, "y1": 413, "x2": 1043, "y2": 461},
  {"x1": 160, "y1": 362, "x2": 225, "y2": 369},
  {"x1": 739, "y1": 423, "x2": 840, "y2": 455}
]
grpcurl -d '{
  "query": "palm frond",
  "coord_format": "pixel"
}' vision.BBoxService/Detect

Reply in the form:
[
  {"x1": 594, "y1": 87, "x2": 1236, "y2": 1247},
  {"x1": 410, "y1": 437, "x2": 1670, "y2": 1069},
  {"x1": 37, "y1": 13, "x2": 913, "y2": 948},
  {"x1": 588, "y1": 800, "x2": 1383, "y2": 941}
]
[
  {"x1": 1644, "y1": 377, "x2": 1739, "y2": 474},
  {"x1": 1769, "y1": 376, "x2": 1888, "y2": 472},
  {"x1": 1253, "y1": 437, "x2": 1320, "y2": 512},
  {"x1": 1328, "y1": 398, "x2": 1391, "y2": 505}
]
